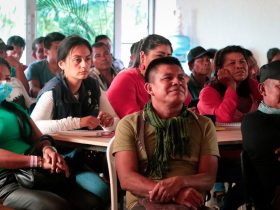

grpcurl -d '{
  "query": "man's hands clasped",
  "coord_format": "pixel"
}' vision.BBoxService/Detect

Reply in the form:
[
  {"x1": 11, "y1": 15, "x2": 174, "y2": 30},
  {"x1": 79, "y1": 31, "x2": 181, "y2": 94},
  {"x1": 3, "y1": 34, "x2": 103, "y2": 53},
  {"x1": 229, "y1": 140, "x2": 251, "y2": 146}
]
[{"x1": 148, "y1": 176, "x2": 204, "y2": 210}]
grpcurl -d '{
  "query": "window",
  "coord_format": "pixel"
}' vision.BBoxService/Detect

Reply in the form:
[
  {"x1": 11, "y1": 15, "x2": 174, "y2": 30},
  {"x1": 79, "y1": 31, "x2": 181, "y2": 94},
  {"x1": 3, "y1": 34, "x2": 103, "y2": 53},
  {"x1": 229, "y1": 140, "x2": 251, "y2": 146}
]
[
  {"x1": 1, "y1": 0, "x2": 183, "y2": 69},
  {"x1": 36, "y1": 0, "x2": 114, "y2": 45},
  {"x1": 0, "y1": 0, "x2": 27, "y2": 62},
  {"x1": 120, "y1": 0, "x2": 149, "y2": 67}
]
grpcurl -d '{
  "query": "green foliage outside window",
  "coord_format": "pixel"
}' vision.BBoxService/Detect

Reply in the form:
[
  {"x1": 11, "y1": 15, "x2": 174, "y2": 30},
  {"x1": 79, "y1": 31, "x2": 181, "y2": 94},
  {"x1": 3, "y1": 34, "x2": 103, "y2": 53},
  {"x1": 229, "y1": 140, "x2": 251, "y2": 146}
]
[{"x1": 36, "y1": 0, "x2": 114, "y2": 44}]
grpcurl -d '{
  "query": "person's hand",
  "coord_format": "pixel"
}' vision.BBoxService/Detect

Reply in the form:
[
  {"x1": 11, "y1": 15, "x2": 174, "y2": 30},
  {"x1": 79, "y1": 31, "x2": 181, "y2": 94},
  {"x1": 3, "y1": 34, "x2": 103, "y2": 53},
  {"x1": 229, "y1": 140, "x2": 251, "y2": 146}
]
[
  {"x1": 174, "y1": 187, "x2": 204, "y2": 210},
  {"x1": 275, "y1": 148, "x2": 280, "y2": 161},
  {"x1": 98, "y1": 111, "x2": 114, "y2": 128},
  {"x1": 5, "y1": 55, "x2": 21, "y2": 69},
  {"x1": 149, "y1": 176, "x2": 183, "y2": 203},
  {"x1": 80, "y1": 116, "x2": 100, "y2": 129},
  {"x1": 42, "y1": 147, "x2": 70, "y2": 177},
  {"x1": 217, "y1": 68, "x2": 236, "y2": 90}
]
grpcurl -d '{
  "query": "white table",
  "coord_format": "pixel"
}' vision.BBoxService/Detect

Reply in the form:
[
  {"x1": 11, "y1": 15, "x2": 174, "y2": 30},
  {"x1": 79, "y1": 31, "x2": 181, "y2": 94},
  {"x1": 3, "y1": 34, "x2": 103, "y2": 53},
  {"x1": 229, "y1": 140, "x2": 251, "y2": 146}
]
[{"x1": 51, "y1": 133, "x2": 113, "y2": 152}]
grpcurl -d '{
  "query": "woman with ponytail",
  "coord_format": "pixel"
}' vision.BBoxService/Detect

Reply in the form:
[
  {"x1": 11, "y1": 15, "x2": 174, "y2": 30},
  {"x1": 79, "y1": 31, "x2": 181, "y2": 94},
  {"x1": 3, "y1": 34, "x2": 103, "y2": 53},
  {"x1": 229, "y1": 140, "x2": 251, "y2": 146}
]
[{"x1": 107, "y1": 34, "x2": 192, "y2": 119}]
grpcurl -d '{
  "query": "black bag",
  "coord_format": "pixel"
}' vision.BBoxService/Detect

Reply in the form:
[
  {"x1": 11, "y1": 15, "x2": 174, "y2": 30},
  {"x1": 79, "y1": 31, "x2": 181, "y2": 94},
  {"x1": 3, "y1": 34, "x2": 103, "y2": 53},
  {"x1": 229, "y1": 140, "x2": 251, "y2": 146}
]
[
  {"x1": 15, "y1": 168, "x2": 68, "y2": 190},
  {"x1": 14, "y1": 135, "x2": 70, "y2": 190}
]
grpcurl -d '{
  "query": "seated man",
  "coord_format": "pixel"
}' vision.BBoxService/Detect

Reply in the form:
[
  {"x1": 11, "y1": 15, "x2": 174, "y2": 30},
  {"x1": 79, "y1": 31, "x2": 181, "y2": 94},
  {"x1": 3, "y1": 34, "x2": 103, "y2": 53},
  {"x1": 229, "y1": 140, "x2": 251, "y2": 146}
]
[
  {"x1": 90, "y1": 42, "x2": 118, "y2": 90},
  {"x1": 187, "y1": 46, "x2": 211, "y2": 107},
  {"x1": 95, "y1": 34, "x2": 125, "y2": 72},
  {"x1": 113, "y1": 56, "x2": 219, "y2": 210},
  {"x1": 26, "y1": 32, "x2": 65, "y2": 97},
  {"x1": 7, "y1": 35, "x2": 27, "y2": 69},
  {"x1": 242, "y1": 60, "x2": 280, "y2": 209},
  {"x1": 31, "y1": 36, "x2": 46, "y2": 61}
]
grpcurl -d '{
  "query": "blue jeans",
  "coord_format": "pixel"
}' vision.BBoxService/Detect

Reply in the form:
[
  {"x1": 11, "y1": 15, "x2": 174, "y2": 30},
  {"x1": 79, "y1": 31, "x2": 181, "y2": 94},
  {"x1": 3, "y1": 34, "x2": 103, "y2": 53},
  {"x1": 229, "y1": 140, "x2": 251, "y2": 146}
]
[
  {"x1": 63, "y1": 149, "x2": 109, "y2": 202},
  {"x1": 76, "y1": 171, "x2": 109, "y2": 201}
]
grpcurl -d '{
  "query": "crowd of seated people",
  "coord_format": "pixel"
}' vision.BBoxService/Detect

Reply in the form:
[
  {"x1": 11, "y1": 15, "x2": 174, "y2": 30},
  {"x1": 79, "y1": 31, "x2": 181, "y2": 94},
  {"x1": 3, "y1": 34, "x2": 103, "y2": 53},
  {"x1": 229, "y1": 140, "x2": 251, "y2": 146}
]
[{"x1": 1, "y1": 31, "x2": 280, "y2": 210}]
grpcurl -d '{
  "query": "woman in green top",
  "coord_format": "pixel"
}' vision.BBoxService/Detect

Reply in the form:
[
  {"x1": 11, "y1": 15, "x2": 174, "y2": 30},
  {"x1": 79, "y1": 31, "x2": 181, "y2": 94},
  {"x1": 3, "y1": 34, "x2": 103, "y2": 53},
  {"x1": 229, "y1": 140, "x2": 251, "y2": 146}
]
[{"x1": 0, "y1": 58, "x2": 100, "y2": 210}]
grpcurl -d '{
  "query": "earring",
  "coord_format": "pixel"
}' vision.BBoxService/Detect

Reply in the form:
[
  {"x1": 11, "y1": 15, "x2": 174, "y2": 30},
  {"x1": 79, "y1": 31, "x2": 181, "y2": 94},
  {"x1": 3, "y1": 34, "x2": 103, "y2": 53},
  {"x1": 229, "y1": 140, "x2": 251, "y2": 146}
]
[{"x1": 139, "y1": 64, "x2": 145, "y2": 71}]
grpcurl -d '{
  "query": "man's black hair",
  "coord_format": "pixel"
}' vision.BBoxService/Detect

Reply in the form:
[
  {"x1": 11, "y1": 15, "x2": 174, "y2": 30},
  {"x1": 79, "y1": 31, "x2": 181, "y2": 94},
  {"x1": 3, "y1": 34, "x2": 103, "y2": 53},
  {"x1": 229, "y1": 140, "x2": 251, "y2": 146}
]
[{"x1": 145, "y1": 56, "x2": 183, "y2": 83}]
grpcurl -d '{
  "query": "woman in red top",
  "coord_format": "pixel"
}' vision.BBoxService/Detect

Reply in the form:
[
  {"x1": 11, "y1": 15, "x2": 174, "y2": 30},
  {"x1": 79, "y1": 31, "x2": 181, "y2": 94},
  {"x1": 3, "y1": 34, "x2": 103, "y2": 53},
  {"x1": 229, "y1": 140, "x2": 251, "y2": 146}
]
[
  {"x1": 107, "y1": 34, "x2": 192, "y2": 119},
  {"x1": 198, "y1": 45, "x2": 262, "y2": 123},
  {"x1": 198, "y1": 46, "x2": 262, "y2": 209}
]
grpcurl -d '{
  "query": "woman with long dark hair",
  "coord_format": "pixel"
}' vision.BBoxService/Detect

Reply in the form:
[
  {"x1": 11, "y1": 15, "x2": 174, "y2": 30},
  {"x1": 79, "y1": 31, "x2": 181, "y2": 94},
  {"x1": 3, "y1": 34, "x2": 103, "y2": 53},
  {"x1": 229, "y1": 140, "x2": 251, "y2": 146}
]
[
  {"x1": 198, "y1": 45, "x2": 262, "y2": 123},
  {"x1": 107, "y1": 34, "x2": 192, "y2": 119},
  {"x1": 31, "y1": 35, "x2": 120, "y2": 208},
  {"x1": 198, "y1": 46, "x2": 262, "y2": 209}
]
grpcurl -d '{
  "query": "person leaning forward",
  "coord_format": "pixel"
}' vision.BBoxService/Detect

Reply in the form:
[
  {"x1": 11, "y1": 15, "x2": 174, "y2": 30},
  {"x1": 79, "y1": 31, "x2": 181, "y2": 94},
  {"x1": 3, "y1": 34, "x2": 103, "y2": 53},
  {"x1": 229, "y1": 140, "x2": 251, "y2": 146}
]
[{"x1": 113, "y1": 56, "x2": 220, "y2": 210}]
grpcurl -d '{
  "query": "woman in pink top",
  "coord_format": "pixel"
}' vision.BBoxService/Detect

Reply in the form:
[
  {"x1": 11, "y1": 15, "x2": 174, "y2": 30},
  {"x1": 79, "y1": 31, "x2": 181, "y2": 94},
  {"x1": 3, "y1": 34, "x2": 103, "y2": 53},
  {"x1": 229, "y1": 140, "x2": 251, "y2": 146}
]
[
  {"x1": 198, "y1": 45, "x2": 262, "y2": 123},
  {"x1": 107, "y1": 34, "x2": 191, "y2": 118}
]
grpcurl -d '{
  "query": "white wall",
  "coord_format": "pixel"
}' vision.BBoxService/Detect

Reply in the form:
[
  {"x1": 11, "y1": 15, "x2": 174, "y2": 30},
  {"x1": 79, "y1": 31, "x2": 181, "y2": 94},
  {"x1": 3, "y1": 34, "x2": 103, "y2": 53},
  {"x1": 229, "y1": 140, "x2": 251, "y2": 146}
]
[{"x1": 177, "y1": 0, "x2": 280, "y2": 68}]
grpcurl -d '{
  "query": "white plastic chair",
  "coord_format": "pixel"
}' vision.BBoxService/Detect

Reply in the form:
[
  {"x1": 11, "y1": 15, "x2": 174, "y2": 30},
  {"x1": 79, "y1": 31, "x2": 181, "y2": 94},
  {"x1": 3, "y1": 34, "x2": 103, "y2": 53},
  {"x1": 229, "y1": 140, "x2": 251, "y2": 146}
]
[{"x1": 106, "y1": 137, "x2": 118, "y2": 210}]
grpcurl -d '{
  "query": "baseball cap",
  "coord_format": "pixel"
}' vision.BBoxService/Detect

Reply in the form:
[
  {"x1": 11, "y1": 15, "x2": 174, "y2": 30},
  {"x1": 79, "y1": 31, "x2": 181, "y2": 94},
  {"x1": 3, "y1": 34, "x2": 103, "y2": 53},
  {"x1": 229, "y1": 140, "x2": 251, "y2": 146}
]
[
  {"x1": 259, "y1": 60, "x2": 280, "y2": 83},
  {"x1": 187, "y1": 46, "x2": 210, "y2": 62},
  {"x1": 0, "y1": 38, "x2": 13, "y2": 51}
]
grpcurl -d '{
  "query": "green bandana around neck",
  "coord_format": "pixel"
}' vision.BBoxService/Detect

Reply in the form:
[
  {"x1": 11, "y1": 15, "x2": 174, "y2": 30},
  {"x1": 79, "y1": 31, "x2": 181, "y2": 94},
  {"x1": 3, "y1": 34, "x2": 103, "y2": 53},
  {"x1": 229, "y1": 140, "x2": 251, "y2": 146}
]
[
  {"x1": 144, "y1": 101, "x2": 191, "y2": 179},
  {"x1": 258, "y1": 100, "x2": 280, "y2": 115}
]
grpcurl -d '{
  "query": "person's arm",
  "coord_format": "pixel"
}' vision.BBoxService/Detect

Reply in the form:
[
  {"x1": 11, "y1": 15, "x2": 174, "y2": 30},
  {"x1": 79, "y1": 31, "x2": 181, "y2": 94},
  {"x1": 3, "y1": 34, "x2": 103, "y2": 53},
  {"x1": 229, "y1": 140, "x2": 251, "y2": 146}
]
[
  {"x1": 6, "y1": 55, "x2": 29, "y2": 92},
  {"x1": 107, "y1": 71, "x2": 143, "y2": 118},
  {"x1": 29, "y1": 80, "x2": 41, "y2": 98},
  {"x1": 149, "y1": 155, "x2": 218, "y2": 202},
  {"x1": 198, "y1": 85, "x2": 238, "y2": 122},
  {"x1": 26, "y1": 63, "x2": 42, "y2": 97},
  {"x1": 31, "y1": 91, "x2": 80, "y2": 133},
  {"x1": 29, "y1": 117, "x2": 70, "y2": 176},
  {"x1": 12, "y1": 78, "x2": 35, "y2": 108},
  {"x1": 0, "y1": 149, "x2": 32, "y2": 169},
  {"x1": 115, "y1": 150, "x2": 157, "y2": 198},
  {"x1": 99, "y1": 88, "x2": 120, "y2": 131}
]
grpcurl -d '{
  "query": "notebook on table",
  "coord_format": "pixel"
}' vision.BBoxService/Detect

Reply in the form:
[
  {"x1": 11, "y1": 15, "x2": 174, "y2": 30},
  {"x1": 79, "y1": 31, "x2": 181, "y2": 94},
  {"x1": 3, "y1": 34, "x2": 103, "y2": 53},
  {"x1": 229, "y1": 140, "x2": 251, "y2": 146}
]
[
  {"x1": 216, "y1": 122, "x2": 241, "y2": 127},
  {"x1": 56, "y1": 130, "x2": 113, "y2": 137}
]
